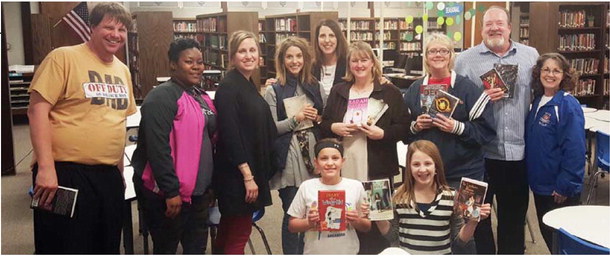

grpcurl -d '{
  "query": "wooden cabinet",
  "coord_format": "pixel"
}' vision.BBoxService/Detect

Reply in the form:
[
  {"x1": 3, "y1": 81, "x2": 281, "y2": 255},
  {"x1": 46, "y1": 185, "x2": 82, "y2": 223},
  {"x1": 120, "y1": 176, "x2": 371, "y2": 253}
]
[
  {"x1": 263, "y1": 12, "x2": 338, "y2": 78},
  {"x1": 196, "y1": 12, "x2": 260, "y2": 89},
  {"x1": 530, "y1": 2, "x2": 609, "y2": 108},
  {"x1": 128, "y1": 12, "x2": 173, "y2": 100}
]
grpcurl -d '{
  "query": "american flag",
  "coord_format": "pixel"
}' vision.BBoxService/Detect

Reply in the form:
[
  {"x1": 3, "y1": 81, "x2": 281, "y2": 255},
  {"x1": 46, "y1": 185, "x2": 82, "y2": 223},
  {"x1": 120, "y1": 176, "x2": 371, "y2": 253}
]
[{"x1": 62, "y1": 2, "x2": 91, "y2": 42}]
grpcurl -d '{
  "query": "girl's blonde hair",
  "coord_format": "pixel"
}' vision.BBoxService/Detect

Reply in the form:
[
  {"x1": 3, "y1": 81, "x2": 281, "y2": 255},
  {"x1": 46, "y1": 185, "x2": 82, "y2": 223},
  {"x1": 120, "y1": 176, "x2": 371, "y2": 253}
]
[
  {"x1": 393, "y1": 140, "x2": 450, "y2": 207},
  {"x1": 342, "y1": 41, "x2": 383, "y2": 84},
  {"x1": 228, "y1": 30, "x2": 260, "y2": 70},
  {"x1": 422, "y1": 33, "x2": 455, "y2": 75},
  {"x1": 274, "y1": 37, "x2": 316, "y2": 85}
]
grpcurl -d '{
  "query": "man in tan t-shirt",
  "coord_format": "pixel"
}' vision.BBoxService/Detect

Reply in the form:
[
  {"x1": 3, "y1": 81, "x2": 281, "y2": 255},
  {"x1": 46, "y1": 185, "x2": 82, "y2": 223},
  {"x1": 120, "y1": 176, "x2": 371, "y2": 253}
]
[{"x1": 27, "y1": 2, "x2": 136, "y2": 253}]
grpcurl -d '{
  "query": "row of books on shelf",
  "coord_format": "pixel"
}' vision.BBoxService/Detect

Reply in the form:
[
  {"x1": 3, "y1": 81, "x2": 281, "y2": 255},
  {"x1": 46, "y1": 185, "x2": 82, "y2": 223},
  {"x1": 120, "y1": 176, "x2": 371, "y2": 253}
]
[
  {"x1": 604, "y1": 79, "x2": 610, "y2": 96},
  {"x1": 174, "y1": 34, "x2": 198, "y2": 40},
  {"x1": 173, "y1": 21, "x2": 197, "y2": 32},
  {"x1": 274, "y1": 18, "x2": 298, "y2": 32},
  {"x1": 559, "y1": 10, "x2": 592, "y2": 28},
  {"x1": 399, "y1": 31, "x2": 421, "y2": 41},
  {"x1": 520, "y1": 17, "x2": 530, "y2": 25},
  {"x1": 399, "y1": 20, "x2": 416, "y2": 30},
  {"x1": 198, "y1": 17, "x2": 226, "y2": 33},
  {"x1": 204, "y1": 35, "x2": 227, "y2": 50},
  {"x1": 570, "y1": 58, "x2": 599, "y2": 75},
  {"x1": 203, "y1": 49, "x2": 228, "y2": 68},
  {"x1": 427, "y1": 21, "x2": 444, "y2": 29},
  {"x1": 374, "y1": 42, "x2": 397, "y2": 50},
  {"x1": 400, "y1": 42, "x2": 422, "y2": 51},
  {"x1": 350, "y1": 32, "x2": 374, "y2": 41},
  {"x1": 259, "y1": 33, "x2": 267, "y2": 43},
  {"x1": 258, "y1": 21, "x2": 264, "y2": 32},
  {"x1": 520, "y1": 39, "x2": 529, "y2": 45},
  {"x1": 573, "y1": 79, "x2": 596, "y2": 96},
  {"x1": 558, "y1": 33, "x2": 596, "y2": 51},
  {"x1": 519, "y1": 27, "x2": 529, "y2": 38},
  {"x1": 375, "y1": 31, "x2": 393, "y2": 41},
  {"x1": 375, "y1": 20, "x2": 400, "y2": 30},
  {"x1": 276, "y1": 33, "x2": 297, "y2": 44}
]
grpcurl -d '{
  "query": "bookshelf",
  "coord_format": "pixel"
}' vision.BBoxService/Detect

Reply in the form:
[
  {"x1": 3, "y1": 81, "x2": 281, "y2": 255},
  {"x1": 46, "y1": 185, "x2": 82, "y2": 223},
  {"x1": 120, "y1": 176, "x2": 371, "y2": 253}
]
[
  {"x1": 128, "y1": 12, "x2": 173, "y2": 100},
  {"x1": 258, "y1": 19, "x2": 268, "y2": 85},
  {"x1": 339, "y1": 17, "x2": 424, "y2": 52},
  {"x1": 263, "y1": 12, "x2": 338, "y2": 78},
  {"x1": 196, "y1": 12, "x2": 259, "y2": 88},
  {"x1": 519, "y1": 14, "x2": 530, "y2": 45},
  {"x1": 8, "y1": 72, "x2": 34, "y2": 115},
  {"x1": 173, "y1": 18, "x2": 198, "y2": 40},
  {"x1": 530, "y1": 2, "x2": 609, "y2": 108}
]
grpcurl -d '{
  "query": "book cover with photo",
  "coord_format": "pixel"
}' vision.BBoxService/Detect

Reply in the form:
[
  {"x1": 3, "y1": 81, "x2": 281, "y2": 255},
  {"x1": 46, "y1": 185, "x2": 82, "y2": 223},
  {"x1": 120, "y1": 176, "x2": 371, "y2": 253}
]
[
  {"x1": 318, "y1": 190, "x2": 346, "y2": 231},
  {"x1": 362, "y1": 179, "x2": 394, "y2": 221},
  {"x1": 454, "y1": 177, "x2": 488, "y2": 221},
  {"x1": 366, "y1": 98, "x2": 388, "y2": 126},
  {"x1": 429, "y1": 89, "x2": 460, "y2": 119},
  {"x1": 343, "y1": 97, "x2": 368, "y2": 126},
  {"x1": 479, "y1": 68, "x2": 509, "y2": 94},
  {"x1": 494, "y1": 64, "x2": 518, "y2": 98},
  {"x1": 31, "y1": 186, "x2": 78, "y2": 218},
  {"x1": 283, "y1": 94, "x2": 314, "y2": 131},
  {"x1": 419, "y1": 84, "x2": 447, "y2": 115}
]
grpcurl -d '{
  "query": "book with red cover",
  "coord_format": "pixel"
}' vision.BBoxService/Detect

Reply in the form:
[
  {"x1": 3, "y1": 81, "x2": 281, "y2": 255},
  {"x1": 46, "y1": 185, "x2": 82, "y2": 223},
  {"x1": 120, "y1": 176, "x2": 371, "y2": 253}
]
[
  {"x1": 479, "y1": 68, "x2": 508, "y2": 94},
  {"x1": 419, "y1": 84, "x2": 447, "y2": 115},
  {"x1": 318, "y1": 190, "x2": 346, "y2": 231}
]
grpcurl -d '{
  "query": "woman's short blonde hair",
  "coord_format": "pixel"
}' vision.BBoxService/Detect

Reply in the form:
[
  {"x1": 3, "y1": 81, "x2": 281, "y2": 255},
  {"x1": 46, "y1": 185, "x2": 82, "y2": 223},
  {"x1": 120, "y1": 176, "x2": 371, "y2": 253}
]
[
  {"x1": 228, "y1": 30, "x2": 260, "y2": 69},
  {"x1": 423, "y1": 33, "x2": 455, "y2": 75},
  {"x1": 342, "y1": 41, "x2": 384, "y2": 84}
]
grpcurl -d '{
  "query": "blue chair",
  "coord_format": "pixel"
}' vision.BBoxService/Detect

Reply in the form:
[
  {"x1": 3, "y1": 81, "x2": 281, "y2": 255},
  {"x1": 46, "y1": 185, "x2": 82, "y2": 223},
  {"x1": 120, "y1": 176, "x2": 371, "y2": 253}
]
[
  {"x1": 207, "y1": 206, "x2": 271, "y2": 254},
  {"x1": 586, "y1": 131, "x2": 609, "y2": 204},
  {"x1": 556, "y1": 228, "x2": 610, "y2": 254},
  {"x1": 248, "y1": 208, "x2": 272, "y2": 254}
]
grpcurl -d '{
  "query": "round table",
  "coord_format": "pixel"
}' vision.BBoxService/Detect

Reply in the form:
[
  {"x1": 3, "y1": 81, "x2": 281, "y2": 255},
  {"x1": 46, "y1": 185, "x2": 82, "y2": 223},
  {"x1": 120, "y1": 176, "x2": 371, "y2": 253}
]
[{"x1": 543, "y1": 205, "x2": 610, "y2": 249}]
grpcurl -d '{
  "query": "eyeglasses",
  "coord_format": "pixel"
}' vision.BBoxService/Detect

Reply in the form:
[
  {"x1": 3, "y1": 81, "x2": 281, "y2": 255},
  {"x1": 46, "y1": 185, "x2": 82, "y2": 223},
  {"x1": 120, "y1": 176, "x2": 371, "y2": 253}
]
[
  {"x1": 427, "y1": 48, "x2": 451, "y2": 56},
  {"x1": 541, "y1": 68, "x2": 564, "y2": 75}
]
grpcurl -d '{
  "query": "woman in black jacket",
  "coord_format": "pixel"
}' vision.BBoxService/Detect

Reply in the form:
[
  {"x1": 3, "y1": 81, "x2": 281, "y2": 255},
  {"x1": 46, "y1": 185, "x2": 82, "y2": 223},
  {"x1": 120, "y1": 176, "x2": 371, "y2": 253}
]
[
  {"x1": 213, "y1": 30, "x2": 277, "y2": 254},
  {"x1": 320, "y1": 41, "x2": 410, "y2": 254}
]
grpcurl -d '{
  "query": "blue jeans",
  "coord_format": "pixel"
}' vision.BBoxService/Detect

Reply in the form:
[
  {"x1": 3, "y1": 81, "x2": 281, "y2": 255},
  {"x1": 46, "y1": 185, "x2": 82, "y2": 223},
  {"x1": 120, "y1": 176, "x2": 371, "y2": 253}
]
[{"x1": 278, "y1": 186, "x2": 304, "y2": 254}]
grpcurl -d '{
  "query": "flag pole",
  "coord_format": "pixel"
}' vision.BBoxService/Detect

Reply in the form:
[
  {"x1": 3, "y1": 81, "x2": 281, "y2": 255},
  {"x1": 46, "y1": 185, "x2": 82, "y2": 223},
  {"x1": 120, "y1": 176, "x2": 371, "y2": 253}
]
[{"x1": 52, "y1": 18, "x2": 63, "y2": 28}]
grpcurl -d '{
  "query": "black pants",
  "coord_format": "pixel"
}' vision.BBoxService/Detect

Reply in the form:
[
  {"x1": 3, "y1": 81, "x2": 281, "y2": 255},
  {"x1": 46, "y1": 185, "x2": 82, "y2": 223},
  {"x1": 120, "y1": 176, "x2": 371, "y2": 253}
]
[
  {"x1": 533, "y1": 193, "x2": 580, "y2": 253},
  {"x1": 138, "y1": 186, "x2": 212, "y2": 254},
  {"x1": 474, "y1": 159, "x2": 529, "y2": 254},
  {"x1": 32, "y1": 162, "x2": 124, "y2": 254}
]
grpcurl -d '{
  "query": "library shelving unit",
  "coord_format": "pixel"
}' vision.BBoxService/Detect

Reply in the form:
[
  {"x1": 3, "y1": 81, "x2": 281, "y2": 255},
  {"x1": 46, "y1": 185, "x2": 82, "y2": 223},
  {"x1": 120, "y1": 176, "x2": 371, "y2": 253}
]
[
  {"x1": 339, "y1": 17, "x2": 376, "y2": 48},
  {"x1": 128, "y1": 12, "x2": 173, "y2": 99},
  {"x1": 339, "y1": 17, "x2": 424, "y2": 53},
  {"x1": 8, "y1": 72, "x2": 34, "y2": 115},
  {"x1": 173, "y1": 18, "x2": 198, "y2": 40},
  {"x1": 263, "y1": 12, "x2": 338, "y2": 77},
  {"x1": 258, "y1": 18, "x2": 269, "y2": 85},
  {"x1": 519, "y1": 12, "x2": 530, "y2": 45},
  {"x1": 398, "y1": 17, "x2": 424, "y2": 54},
  {"x1": 530, "y1": 2, "x2": 609, "y2": 108},
  {"x1": 604, "y1": 8, "x2": 609, "y2": 109},
  {"x1": 196, "y1": 12, "x2": 260, "y2": 88}
]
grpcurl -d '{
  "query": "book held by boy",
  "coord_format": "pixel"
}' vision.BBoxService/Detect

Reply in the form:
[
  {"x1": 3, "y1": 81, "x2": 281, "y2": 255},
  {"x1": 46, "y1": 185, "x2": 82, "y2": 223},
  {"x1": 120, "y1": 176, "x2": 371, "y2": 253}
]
[
  {"x1": 30, "y1": 186, "x2": 78, "y2": 218},
  {"x1": 429, "y1": 89, "x2": 460, "y2": 119},
  {"x1": 362, "y1": 179, "x2": 394, "y2": 221},
  {"x1": 283, "y1": 94, "x2": 314, "y2": 131},
  {"x1": 318, "y1": 190, "x2": 346, "y2": 231},
  {"x1": 454, "y1": 177, "x2": 488, "y2": 221}
]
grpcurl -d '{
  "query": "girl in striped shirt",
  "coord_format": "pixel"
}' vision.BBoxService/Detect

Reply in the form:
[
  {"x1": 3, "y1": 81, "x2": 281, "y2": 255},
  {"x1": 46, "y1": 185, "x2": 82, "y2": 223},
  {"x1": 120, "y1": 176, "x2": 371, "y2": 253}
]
[{"x1": 376, "y1": 140, "x2": 491, "y2": 254}]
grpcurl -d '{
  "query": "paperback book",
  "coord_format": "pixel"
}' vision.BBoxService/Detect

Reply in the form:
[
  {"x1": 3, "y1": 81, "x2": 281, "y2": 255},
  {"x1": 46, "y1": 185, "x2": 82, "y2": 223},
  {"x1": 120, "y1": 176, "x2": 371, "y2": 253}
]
[
  {"x1": 283, "y1": 94, "x2": 313, "y2": 131},
  {"x1": 366, "y1": 98, "x2": 388, "y2": 126},
  {"x1": 318, "y1": 190, "x2": 346, "y2": 231},
  {"x1": 429, "y1": 89, "x2": 460, "y2": 119},
  {"x1": 362, "y1": 179, "x2": 394, "y2": 221},
  {"x1": 343, "y1": 97, "x2": 368, "y2": 126},
  {"x1": 480, "y1": 68, "x2": 509, "y2": 96},
  {"x1": 454, "y1": 177, "x2": 488, "y2": 221},
  {"x1": 419, "y1": 84, "x2": 447, "y2": 115},
  {"x1": 494, "y1": 64, "x2": 518, "y2": 98},
  {"x1": 31, "y1": 186, "x2": 78, "y2": 218}
]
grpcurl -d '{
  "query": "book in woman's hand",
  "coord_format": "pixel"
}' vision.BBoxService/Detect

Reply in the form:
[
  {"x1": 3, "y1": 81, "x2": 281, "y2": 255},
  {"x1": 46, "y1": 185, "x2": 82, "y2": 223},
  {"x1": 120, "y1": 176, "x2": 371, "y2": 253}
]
[{"x1": 31, "y1": 186, "x2": 78, "y2": 218}]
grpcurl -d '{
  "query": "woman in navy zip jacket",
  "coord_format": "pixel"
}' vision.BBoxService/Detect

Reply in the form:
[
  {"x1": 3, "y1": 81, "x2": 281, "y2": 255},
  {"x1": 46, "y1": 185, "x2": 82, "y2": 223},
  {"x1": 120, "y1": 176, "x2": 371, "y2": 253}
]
[{"x1": 525, "y1": 53, "x2": 585, "y2": 253}]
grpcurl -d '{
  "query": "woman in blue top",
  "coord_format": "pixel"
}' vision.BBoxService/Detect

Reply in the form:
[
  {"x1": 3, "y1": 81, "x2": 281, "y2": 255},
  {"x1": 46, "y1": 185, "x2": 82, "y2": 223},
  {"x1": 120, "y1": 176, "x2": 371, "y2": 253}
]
[{"x1": 525, "y1": 52, "x2": 585, "y2": 253}]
